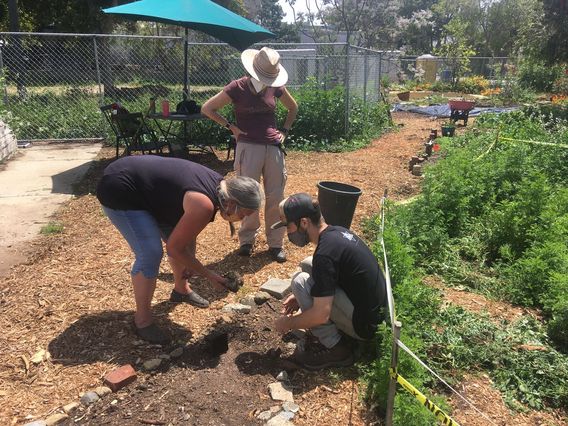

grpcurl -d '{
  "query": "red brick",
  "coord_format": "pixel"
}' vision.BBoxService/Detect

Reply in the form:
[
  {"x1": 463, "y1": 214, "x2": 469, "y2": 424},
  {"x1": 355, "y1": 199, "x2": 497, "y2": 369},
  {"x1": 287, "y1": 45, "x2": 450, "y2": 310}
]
[{"x1": 103, "y1": 364, "x2": 137, "y2": 392}]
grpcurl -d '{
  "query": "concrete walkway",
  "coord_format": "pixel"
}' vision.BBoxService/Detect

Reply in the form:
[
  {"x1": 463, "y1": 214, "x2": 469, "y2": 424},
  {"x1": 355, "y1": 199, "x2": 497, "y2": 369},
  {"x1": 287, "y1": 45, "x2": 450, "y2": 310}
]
[{"x1": 0, "y1": 142, "x2": 102, "y2": 277}]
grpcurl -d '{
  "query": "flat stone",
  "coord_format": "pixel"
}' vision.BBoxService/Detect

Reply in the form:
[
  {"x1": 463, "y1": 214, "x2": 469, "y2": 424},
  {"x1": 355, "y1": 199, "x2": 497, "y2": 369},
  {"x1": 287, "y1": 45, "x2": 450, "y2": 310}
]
[
  {"x1": 254, "y1": 291, "x2": 271, "y2": 305},
  {"x1": 23, "y1": 421, "x2": 47, "y2": 426},
  {"x1": 257, "y1": 410, "x2": 274, "y2": 421},
  {"x1": 267, "y1": 382, "x2": 294, "y2": 402},
  {"x1": 239, "y1": 294, "x2": 256, "y2": 307},
  {"x1": 94, "y1": 386, "x2": 112, "y2": 397},
  {"x1": 158, "y1": 354, "x2": 171, "y2": 360},
  {"x1": 143, "y1": 358, "x2": 162, "y2": 371},
  {"x1": 62, "y1": 401, "x2": 80, "y2": 414},
  {"x1": 45, "y1": 413, "x2": 68, "y2": 426},
  {"x1": 169, "y1": 347, "x2": 184, "y2": 358},
  {"x1": 80, "y1": 391, "x2": 100, "y2": 406},
  {"x1": 266, "y1": 410, "x2": 295, "y2": 426},
  {"x1": 260, "y1": 279, "x2": 291, "y2": 300},
  {"x1": 276, "y1": 371, "x2": 288, "y2": 382},
  {"x1": 282, "y1": 401, "x2": 300, "y2": 413},
  {"x1": 221, "y1": 303, "x2": 252, "y2": 314}
]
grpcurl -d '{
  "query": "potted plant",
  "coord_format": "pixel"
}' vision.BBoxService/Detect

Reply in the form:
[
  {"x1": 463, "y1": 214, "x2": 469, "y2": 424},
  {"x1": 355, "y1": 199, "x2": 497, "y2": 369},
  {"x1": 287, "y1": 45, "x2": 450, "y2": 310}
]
[
  {"x1": 397, "y1": 91, "x2": 411, "y2": 101},
  {"x1": 441, "y1": 121, "x2": 456, "y2": 137}
]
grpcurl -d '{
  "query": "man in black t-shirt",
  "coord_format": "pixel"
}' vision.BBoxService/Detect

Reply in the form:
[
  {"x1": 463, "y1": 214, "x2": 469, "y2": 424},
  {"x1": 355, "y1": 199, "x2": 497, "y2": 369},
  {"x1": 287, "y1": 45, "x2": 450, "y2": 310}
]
[{"x1": 271, "y1": 193, "x2": 386, "y2": 370}]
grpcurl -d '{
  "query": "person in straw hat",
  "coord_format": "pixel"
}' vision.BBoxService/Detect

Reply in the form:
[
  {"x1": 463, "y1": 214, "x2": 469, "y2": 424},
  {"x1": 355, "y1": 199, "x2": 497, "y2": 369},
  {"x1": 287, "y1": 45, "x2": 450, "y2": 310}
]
[{"x1": 202, "y1": 47, "x2": 298, "y2": 263}]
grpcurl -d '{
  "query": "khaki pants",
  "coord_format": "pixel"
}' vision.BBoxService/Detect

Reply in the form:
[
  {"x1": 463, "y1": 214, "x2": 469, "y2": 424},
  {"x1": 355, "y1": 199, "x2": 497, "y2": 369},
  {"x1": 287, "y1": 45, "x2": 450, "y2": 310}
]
[
  {"x1": 234, "y1": 142, "x2": 286, "y2": 248},
  {"x1": 293, "y1": 256, "x2": 363, "y2": 348}
]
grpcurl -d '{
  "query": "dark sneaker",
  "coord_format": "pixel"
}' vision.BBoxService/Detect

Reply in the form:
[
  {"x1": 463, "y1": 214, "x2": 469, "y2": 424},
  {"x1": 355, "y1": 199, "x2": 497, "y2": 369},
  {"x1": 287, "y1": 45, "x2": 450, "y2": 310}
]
[
  {"x1": 237, "y1": 244, "x2": 253, "y2": 257},
  {"x1": 295, "y1": 336, "x2": 354, "y2": 370},
  {"x1": 268, "y1": 247, "x2": 287, "y2": 263},
  {"x1": 170, "y1": 289, "x2": 210, "y2": 308},
  {"x1": 135, "y1": 323, "x2": 171, "y2": 345}
]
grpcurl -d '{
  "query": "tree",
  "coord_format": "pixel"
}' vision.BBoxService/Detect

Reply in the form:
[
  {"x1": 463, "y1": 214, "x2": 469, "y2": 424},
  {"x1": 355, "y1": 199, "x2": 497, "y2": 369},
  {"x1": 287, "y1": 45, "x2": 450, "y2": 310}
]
[
  {"x1": 434, "y1": 18, "x2": 476, "y2": 88},
  {"x1": 539, "y1": 0, "x2": 568, "y2": 63}
]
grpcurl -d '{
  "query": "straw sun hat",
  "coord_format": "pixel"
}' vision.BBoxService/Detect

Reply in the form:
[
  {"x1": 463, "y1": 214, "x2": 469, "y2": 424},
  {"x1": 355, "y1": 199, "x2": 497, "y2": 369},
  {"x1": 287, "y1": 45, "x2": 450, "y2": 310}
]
[{"x1": 241, "y1": 47, "x2": 288, "y2": 88}]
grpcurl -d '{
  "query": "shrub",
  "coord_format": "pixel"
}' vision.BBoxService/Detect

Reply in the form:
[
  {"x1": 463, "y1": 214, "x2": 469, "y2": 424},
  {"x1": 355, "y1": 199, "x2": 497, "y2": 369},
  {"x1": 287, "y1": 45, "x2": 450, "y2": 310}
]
[
  {"x1": 4, "y1": 79, "x2": 391, "y2": 153},
  {"x1": 518, "y1": 60, "x2": 563, "y2": 92},
  {"x1": 552, "y1": 75, "x2": 568, "y2": 95},
  {"x1": 455, "y1": 76, "x2": 490, "y2": 94},
  {"x1": 277, "y1": 78, "x2": 391, "y2": 152},
  {"x1": 548, "y1": 304, "x2": 568, "y2": 352},
  {"x1": 430, "y1": 80, "x2": 452, "y2": 92}
]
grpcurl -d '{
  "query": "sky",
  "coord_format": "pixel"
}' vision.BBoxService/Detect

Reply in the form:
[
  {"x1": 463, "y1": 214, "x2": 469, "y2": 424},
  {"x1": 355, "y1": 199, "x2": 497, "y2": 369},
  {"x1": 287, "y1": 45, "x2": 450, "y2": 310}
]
[{"x1": 278, "y1": 0, "x2": 318, "y2": 24}]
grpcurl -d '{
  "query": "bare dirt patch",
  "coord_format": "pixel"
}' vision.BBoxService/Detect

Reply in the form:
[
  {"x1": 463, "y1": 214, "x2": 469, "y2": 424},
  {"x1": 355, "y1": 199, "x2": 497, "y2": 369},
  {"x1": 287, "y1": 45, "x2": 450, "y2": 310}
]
[
  {"x1": 424, "y1": 276, "x2": 542, "y2": 324},
  {"x1": 448, "y1": 374, "x2": 566, "y2": 426}
]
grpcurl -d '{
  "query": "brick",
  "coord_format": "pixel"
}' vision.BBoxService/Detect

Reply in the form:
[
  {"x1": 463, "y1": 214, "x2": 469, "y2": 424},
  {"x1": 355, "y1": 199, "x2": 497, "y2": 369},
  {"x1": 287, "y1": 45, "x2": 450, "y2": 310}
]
[{"x1": 103, "y1": 364, "x2": 137, "y2": 392}]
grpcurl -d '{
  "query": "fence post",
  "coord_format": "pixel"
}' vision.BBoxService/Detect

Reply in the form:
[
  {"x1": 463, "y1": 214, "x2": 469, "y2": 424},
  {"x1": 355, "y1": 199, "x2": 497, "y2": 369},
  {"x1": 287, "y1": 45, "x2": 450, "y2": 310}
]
[
  {"x1": 386, "y1": 320, "x2": 402, "y2": 426},
  {"x1": 344, "y1": 43, "x2": 350, "y2": 136},
  {"x1": 378, "y1": 52, "x2": 383, "y2": 98},
  {"x1": 93, "y1": 36, "x2": 103, "y2": 104},
  {"x1": 0, "y1": 41, "x2": 7, "y2": 105},
  {"x1": 363, "y1": 49, "x2": 368, "y2": 104}
]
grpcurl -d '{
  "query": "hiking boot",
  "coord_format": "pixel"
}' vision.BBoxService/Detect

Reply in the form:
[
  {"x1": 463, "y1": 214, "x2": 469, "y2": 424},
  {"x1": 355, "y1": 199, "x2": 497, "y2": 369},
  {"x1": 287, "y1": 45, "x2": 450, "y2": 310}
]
[
  {"x1": 268, "y1": 247, "x2": 287, "y2": 263},
  {"x1": 237, "y1": 244, "x2": 253, "y2": 257},
  {"x1": 294, "y1": 336, "x2": 354, "y2": 370},
  {"x1": 170, "y1": 289, "x2": 210, "y2": 308}
]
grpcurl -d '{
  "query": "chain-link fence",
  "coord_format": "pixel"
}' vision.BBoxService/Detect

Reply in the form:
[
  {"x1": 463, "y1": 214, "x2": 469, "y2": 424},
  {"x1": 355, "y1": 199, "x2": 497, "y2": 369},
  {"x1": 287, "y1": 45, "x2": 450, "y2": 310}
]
[
  {"x1": 0, "y1": 33, "x2": 391, "y2": 141},
  {"x1": 0, "y1": 32, "x2": 514, "y2": 142},
  {"x1": 398, "y1": 56, "x2": 515, "y2": 83}
]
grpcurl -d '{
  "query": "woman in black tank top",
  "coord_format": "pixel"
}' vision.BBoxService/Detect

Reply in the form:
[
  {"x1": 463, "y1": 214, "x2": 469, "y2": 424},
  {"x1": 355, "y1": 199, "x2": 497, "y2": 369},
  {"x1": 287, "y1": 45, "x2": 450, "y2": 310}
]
[{"x1": 97, "y1": 156, "x2": 261, "y2": 344}]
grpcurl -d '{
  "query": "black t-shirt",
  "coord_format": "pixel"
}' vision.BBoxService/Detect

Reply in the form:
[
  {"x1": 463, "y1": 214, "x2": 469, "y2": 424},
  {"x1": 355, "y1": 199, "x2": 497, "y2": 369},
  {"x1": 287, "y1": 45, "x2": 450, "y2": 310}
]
[
  {"x1": 311, "y1": 226, "x2": 387, "y2": 339},
  {"x1": 96, "y1": 155, "x2": 223, "y2": 227}
]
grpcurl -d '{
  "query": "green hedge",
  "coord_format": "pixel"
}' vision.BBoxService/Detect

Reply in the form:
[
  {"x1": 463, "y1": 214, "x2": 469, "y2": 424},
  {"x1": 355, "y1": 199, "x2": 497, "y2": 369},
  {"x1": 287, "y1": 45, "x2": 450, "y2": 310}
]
[{"x1": 2, "y1": 79, "x2": 391, "y2": 152}]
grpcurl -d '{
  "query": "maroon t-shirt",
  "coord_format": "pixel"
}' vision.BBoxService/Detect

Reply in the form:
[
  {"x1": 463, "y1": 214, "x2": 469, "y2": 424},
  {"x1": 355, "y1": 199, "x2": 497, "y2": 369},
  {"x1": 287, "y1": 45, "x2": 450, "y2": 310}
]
[{"x1": 223, "y1": 76, "x2": 284, "y2": 145}]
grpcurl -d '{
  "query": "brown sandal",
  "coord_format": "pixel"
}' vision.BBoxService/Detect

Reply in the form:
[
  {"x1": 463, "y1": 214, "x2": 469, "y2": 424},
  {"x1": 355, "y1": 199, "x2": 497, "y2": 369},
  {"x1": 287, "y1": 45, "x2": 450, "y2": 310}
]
[{"x1": 170, "y1": 289, "x2": 210, "y2": 308}]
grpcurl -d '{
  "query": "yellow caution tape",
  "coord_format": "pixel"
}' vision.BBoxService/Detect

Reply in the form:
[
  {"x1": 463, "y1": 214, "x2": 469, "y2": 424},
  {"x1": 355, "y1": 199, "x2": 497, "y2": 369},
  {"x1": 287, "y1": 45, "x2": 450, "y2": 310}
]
[
  {"x1": 390, "y1": 368, "x2": 460, "y2": 426},
  {"x1": 498, "y1": 136, "x2": 568, "y2": 149}
]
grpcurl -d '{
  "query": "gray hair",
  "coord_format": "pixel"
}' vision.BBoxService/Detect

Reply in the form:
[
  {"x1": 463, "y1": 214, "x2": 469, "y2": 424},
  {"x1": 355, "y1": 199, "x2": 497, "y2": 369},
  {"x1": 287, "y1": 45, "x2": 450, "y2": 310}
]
[{"x1": 219, "y1": 176, "x2": 262, "y2": 210}]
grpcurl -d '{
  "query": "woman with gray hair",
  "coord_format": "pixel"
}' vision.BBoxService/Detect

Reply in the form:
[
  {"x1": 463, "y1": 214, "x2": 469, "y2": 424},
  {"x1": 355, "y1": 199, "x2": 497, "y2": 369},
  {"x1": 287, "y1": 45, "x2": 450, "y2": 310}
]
[{"x1": 96, "y1": 155, "x2": 261, "y2": 344}]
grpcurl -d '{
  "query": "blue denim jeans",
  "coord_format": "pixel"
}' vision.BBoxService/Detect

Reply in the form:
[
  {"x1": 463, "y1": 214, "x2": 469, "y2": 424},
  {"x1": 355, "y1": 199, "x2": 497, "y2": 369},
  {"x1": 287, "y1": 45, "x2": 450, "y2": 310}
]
[{"x1": 102, "y1": 206, "x2": 170, "y2": 279}]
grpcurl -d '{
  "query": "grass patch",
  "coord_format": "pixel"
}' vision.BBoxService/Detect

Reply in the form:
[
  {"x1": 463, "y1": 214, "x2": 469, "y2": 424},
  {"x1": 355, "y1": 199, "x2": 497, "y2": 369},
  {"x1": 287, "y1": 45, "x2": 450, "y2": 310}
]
[{"x1": 40, "y1": 222, "x2": 64, "y2": 235}]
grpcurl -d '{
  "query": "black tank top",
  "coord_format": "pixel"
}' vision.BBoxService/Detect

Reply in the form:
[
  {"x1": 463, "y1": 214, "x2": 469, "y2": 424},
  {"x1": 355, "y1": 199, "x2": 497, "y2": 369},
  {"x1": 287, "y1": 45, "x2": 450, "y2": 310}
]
[{"x1": 96, "y1": 156, "x2": 223, "y2": 226}]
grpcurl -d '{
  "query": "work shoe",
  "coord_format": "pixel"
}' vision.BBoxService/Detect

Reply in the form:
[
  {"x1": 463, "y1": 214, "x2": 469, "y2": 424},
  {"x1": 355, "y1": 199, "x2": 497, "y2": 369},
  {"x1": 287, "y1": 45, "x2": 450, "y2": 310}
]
[
  {"x1": 135, "y1": 323, "x2": 171, "y2": 345},
  {"x1": 170, "y1": 289, "x2": 210, "y2": 308},
  {"x1": 295, "y1": 336, "x2": 354, "y2": 370},
  {"x1": 268, "y1": 247, "x2": 287, "y2": 263},
  {"x1": 237, "y1": 244, "x2": 253, "y2": 257}
]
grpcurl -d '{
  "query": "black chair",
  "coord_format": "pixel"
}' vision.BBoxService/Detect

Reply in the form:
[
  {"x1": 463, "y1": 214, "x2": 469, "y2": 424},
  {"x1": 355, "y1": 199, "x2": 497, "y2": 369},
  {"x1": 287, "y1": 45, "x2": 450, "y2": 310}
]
[{"x1": 100, "y1": 104, "x2": 171, "y2": 158}]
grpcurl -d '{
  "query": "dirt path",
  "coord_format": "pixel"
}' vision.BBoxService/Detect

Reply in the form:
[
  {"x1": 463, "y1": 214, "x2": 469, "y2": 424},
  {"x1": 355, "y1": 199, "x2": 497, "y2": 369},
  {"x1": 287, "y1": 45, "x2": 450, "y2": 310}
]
[{"x1": 4, "y1": 112, "x2": 560, "y2": 425}]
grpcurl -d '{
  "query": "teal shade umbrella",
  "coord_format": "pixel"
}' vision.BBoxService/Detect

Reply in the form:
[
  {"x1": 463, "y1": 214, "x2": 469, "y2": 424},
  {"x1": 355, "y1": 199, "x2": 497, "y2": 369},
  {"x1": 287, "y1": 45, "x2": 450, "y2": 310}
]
[{"x1": 103, "y1": 0, "x2": 276, "y2": 97}]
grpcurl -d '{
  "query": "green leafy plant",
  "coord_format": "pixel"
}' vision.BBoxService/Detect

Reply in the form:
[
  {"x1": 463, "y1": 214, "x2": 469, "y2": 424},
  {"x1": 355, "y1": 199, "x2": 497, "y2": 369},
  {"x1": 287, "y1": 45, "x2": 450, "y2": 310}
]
[{"x1": 518, "y1": 60, "x2": 563, "y2": 92}]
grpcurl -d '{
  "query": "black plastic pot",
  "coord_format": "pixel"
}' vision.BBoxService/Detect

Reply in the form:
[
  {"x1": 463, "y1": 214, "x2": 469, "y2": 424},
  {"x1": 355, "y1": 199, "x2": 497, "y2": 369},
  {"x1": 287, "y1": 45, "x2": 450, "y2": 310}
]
[
  {"x1": 317, "y1": 181, "x2": 362, "y2": 229},
  {"x1": 441, "y1": 126, "x2": 456, "y2": 137}
]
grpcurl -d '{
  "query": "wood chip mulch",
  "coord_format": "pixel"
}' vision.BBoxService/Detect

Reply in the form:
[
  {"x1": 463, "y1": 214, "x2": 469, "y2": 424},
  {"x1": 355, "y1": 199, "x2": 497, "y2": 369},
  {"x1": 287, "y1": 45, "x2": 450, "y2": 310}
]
[{"x1": 2, "y1": 112, "x2": 563, "y2": 425}]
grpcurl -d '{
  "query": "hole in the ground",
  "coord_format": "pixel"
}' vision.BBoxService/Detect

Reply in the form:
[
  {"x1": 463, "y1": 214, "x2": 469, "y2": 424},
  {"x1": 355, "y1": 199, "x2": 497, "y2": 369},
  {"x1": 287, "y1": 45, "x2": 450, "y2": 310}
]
[{"x1": 203, "y1": 331, "x2": 229, "y2": 359}]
